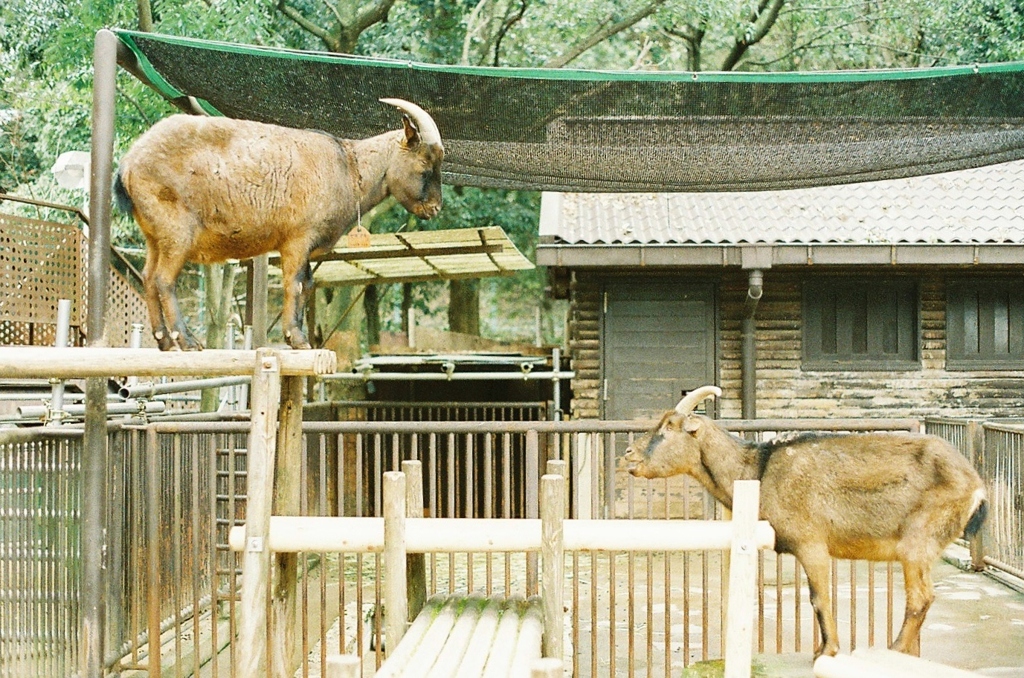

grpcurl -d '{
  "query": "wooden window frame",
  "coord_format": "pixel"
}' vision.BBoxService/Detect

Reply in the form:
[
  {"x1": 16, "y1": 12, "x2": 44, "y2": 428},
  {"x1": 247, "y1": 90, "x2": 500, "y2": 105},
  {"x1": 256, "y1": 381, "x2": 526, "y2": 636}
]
[
  {"x1": 802, "y1": 278, "x2": 919, "y2": 371},
  {"x1": 946, "y1": 279, "x2": 1024, "y2": 371}
]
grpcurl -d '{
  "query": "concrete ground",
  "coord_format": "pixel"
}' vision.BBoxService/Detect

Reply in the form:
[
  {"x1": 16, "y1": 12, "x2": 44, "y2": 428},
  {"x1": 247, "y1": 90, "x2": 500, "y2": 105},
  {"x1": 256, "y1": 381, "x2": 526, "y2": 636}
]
[{"x1": 709, "y1": 551, "x2": 1024, "y2": 678}]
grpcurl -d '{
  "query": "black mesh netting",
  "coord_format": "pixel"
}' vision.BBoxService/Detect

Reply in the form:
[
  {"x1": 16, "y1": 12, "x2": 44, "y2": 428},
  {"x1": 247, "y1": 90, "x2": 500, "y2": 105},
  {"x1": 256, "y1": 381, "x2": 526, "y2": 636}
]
[{"x1": 117, "y1": 30, "x2": 1024, "y2": 192}]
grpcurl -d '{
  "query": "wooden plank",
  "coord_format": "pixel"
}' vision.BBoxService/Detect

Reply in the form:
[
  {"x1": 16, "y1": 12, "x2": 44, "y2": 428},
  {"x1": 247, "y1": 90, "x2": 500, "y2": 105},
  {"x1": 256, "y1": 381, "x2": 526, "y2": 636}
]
[
  {"x1": 236, "y1": 350, "x2": 282, "y2": 678},
  {"x1": 324, "y1": 655, "x2": 360, "y2": 678},
  {"x1": 424, "y1": 596, "x2": 486, "y2": 677},
  {"x1": 508, "y1": 599, "x2": 544, "y2": 676},
  {"x1": 270, "y1": 375, "x2": 304, "y2": 678},
  {"x1": 0, "y1": 347, "x2": 336, "y2": 378},
  {"x1": 454, "y1": 598, "x2": 503, "y2": 678},
  {"x1": 383, "y1": 471, "x2": 408, "y2": 657},
  {"x1": 228, "y1": 516, "x2": 775, "y2": 554},
  {"x1": 541, "y1": 474, "x2": 565, "y2": 662},
  {"x1": 481, "y1": 601, "x2": 525, "y2": 678},
  {"x1": 374, "y1": 596, "x2": 447, "y2": 678}
]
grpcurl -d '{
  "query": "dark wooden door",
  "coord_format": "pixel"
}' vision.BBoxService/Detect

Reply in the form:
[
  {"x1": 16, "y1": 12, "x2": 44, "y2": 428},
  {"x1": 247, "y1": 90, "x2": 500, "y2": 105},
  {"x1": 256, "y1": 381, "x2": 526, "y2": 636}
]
[{"x1": 602, "y1": 281, "x2": 716, "y2": 420}]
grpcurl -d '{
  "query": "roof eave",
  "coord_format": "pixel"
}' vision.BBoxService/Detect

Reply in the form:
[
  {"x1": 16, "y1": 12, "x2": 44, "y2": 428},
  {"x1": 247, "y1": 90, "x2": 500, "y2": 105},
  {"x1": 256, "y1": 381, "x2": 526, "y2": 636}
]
[{"x1": 536, "y1": 243, "x2": 1024, "y2": 268}]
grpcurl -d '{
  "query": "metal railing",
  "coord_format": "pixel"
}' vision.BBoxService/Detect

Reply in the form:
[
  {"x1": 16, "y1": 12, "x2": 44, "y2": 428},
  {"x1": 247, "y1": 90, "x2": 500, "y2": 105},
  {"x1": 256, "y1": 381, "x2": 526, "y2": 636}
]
[
  {"x1": 927, "y1": 417, "x2": 1024, "y2": 579},
  {"x1": 12, "y1": 414, "x2": 1022, "y2": 677},
  {"x1": 105, "y1": 417, "x2": 919, "y2": 678}
]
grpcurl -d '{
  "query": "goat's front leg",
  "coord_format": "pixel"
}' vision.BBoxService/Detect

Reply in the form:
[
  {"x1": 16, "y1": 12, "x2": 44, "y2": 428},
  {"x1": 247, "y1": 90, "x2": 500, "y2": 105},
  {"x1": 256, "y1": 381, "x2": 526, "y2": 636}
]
[
  {"x1": 279, "y1": 251, "x2": 312, "y2": 350},
  {"x1": 796, "y1": 545, "x2": 839, "y2": 658},
  {"x1": 891, "y1": 560, "x2": 933, "y2": 656}
]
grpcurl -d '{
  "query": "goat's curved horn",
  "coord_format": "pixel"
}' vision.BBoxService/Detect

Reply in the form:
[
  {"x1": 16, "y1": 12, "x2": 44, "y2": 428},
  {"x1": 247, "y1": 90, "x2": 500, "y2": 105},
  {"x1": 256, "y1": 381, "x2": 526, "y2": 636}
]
[
  {"x1": 380, "y1": 98, "x2": 443, "y2": 147},
  {"x1": 674, "y1": 385, "x2": 722, "y2": 415}
]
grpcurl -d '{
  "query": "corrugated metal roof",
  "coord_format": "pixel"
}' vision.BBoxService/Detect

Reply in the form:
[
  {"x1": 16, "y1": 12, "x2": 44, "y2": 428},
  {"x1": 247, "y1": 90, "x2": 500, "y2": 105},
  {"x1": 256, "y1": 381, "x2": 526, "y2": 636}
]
[{"x1": 542, "y1": 160, "x2": 1024, "y2": 245}]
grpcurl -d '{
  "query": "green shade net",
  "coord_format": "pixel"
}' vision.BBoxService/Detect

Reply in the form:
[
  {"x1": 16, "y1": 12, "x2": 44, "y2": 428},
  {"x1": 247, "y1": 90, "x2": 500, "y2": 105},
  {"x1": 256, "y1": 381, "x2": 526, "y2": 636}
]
[{"x1": 115, "y1": 30, "x2": 1024, "y2": 192}]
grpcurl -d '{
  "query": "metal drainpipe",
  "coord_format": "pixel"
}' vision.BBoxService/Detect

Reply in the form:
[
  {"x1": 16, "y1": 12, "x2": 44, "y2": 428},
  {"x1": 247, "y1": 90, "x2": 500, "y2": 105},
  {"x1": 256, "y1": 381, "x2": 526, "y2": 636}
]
[{"x1": 741, "y1": 269, "x2": 763, "y2": 420}]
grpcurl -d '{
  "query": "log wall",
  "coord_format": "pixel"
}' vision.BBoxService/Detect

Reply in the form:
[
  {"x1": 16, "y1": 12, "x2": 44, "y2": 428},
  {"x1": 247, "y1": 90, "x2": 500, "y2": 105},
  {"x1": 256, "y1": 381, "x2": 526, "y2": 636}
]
[{"x1": 568, "y1": 268, "x2": 1024, "y2": 420}]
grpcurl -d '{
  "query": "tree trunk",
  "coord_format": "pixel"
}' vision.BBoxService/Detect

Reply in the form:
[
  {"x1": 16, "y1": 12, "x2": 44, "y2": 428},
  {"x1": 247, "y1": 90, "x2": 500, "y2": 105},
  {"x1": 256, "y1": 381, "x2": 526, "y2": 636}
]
[
  {"x1": 448, "y1": 279, "x2": 480, "y2": 336},
  {"x1": 364, "y1": 284, "x2": 380, "y2": 348},
  {"x1": 201, "y1": 262, "x2": 238, "y2": 411}
]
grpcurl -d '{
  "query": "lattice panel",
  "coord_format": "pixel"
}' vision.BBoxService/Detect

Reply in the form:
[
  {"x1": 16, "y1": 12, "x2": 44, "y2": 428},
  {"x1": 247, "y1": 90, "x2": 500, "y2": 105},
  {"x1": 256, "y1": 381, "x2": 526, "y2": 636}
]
[
  {"x1": 0, "y1": 213, "x2": 84, "y2": 326},
  {"x1": 0, "y1": 320, "x2": 83, "y2": 346},
  {"x1": 103, "y1": 267, "x2": 154, "y2": 348}
]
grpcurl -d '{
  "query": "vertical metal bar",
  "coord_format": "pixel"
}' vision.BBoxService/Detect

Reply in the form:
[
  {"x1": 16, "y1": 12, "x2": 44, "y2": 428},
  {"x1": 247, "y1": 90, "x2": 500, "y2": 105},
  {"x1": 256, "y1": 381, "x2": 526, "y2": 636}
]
[
  {"x1": 868, "y1": 561, "x2": 875, "y2": 647},
  {"x1": 605, "y1": 551, "x2": 616, "y2": 676},
  {"x1": 173, "y1": 435, "x2": 182, "y2": 675},
  {"x1": 849, "y1": 560, "x2": 857, "y2": 650}
]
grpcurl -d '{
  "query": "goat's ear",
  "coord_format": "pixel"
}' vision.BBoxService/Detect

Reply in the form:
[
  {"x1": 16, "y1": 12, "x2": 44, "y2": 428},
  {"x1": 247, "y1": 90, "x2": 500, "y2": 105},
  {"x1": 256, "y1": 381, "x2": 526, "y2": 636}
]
[
  {"x1": 401, "y1": 115, "x2": 421, "y2": 148},
  {"x1": 683, "y1": 416, "x2": 701, "y2": 434}
]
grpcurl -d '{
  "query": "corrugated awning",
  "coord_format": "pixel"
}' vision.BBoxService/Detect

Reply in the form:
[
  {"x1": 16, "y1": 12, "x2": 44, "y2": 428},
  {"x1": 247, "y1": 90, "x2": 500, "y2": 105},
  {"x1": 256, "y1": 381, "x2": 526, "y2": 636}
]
[{"x1": 307, "y1": 226, "x2": 533, "y2": 286}]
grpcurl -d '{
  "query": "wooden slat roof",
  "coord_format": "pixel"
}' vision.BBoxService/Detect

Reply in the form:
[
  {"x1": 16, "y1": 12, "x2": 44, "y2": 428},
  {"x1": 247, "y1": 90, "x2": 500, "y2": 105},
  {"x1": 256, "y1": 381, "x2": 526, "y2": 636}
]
[{"x1": 309, "y1": 226, "x2": 533, "y2": 286}]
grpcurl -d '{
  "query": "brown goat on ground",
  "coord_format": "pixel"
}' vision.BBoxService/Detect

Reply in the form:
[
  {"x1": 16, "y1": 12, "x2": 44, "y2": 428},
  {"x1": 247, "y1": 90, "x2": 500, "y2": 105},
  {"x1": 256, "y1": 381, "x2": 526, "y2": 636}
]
[
  {"x1": 114, "y1": 99, "x2": 444, "y2": 351},
  {"x1": 624, "y1": 386, "x2": 987, "y2": 659}
]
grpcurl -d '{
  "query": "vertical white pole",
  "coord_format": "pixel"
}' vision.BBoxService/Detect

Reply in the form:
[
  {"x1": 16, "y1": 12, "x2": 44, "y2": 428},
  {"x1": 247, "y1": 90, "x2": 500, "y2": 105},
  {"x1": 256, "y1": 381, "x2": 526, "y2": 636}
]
[
  {"x1": 541, "y1": 474, "x2": 565, "y2": 663},
  {"x1": 325, "y1": 655, "x2": 361, "y2": 678},
  {"x1": 724, "y1": 480, "x2": 760, "y2": 678},
  {"x1": 384, "y1": 471, "x2": 408, "y2": 654}
]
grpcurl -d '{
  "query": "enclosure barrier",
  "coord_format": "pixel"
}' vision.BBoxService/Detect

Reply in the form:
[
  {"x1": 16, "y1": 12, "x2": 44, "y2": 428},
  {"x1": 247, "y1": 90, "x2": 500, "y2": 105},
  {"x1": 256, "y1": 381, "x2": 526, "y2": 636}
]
[
  {"x1": 925, "y1": 418, "x2": 1024, "y2": 578},
  {"x1": 229, "y1": 463, "x2": 775, "y2": 678},
  {"x1": 0, "y1": 345, "x2": 336, "y2": 678}
]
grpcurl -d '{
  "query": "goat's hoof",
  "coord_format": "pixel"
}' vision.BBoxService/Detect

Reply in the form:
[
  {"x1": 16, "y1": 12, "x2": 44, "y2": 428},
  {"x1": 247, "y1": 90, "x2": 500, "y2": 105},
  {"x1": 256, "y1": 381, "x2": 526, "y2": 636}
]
[
  {"x1": 285, "y1": 331, "x2": 312, "y2": 350},
  {"x1": 813, "y1": 645, "x2": 839, "y2": 660}
]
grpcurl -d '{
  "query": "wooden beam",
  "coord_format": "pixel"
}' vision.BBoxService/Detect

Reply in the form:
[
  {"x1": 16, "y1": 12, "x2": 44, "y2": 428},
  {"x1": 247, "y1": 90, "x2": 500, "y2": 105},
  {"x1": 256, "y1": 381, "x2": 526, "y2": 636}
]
[
  {"x1": 311, "y1": 243, "x2": 502, "y2": 263},
  {"x1": 0, "y1": 347, "x2": 337, "y2": 378},
  {"x1": 271, "y1": 376, "x2": 304, "y2": 678}
]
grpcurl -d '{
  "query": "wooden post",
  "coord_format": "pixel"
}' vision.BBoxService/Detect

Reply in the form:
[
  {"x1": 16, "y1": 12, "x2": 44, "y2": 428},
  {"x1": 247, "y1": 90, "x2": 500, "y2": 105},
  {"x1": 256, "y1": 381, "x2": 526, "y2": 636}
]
[
  {"x1": 325, "y1": 655, "x2": 361, "y2": 678},
  {"x1": 525, "y1": 430, "x2": 540, "y2": 595},
  {"x1": 531, "y1": 657, "x2": 564, "y2": 677},
  {"x1": 402, "y1": 460, "x2": 427, "y2": 621},
  {"x1": 237, "y1": 350, "x2": 282, "y2": 678},
  {"x1": 724, "y1": 480, "x2": 760, "y2": 678},
  {"x1": 383, "y1": 471, "x2": 408, "y2": 655},
  {"x1": 271, "y1": 375, "x2": 304, "y2": 678},
  {"x1": 540, "y1": 474, "x2": 565, "y2": 663}
]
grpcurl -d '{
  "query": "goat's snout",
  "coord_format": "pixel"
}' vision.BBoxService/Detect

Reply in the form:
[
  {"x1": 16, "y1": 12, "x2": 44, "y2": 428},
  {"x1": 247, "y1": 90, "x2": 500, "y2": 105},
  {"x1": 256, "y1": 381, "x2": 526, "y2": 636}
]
[
  {"x1": 414, "y1": 199, "x2": 442, "y2": 219},
  {"x1": 623, "y1": 446, "x2": 646, "y2": 476}
]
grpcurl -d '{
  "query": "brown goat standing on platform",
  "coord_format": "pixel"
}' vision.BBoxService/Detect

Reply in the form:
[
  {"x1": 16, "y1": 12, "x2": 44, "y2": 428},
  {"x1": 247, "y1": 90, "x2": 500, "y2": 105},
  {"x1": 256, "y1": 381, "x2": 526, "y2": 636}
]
[
  {"x1": 624, "y1": 386, "x2": 987, "y2": 659},
  {"x1": 114, "y1": 99, "x2": 444, "y2": 351}
]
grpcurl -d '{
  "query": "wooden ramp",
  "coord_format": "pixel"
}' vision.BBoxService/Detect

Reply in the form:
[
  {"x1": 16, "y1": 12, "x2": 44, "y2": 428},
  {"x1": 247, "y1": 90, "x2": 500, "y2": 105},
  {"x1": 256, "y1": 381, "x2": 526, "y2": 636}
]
[{"x1": 376, "y1": 595, "x2": 542, "y2": 678}]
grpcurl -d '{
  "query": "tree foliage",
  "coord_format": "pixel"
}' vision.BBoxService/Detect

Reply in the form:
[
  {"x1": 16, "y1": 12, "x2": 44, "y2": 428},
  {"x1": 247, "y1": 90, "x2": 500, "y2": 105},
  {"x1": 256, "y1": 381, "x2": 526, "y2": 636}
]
[{"x1": 3, "y1": 0, "x2": 1024, "y2": 347}]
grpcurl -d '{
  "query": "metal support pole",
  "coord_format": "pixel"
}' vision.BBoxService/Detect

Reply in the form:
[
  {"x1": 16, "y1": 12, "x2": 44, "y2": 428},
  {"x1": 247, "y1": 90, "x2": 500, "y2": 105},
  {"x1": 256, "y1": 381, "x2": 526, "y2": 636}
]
[
  {"x1": 48, "y1": 299, "x2": 72, "y2": 426},
  {"x1": 81, "y1": 27, "x2": 118, "y2": 678},
  {"x1": 741, "y1": 269, "x2": 763, "y2": 420}
]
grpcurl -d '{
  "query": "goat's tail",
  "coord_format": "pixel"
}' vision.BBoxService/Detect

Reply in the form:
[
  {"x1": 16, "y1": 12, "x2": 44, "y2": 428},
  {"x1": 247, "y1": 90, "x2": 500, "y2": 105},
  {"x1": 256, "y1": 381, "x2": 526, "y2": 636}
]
[
  {"x1": 113, "y1": 170, "x2": 134, "y2": 217},
  {"x1": 964, "y1": 489, "x2": 988, "y2": 538}
]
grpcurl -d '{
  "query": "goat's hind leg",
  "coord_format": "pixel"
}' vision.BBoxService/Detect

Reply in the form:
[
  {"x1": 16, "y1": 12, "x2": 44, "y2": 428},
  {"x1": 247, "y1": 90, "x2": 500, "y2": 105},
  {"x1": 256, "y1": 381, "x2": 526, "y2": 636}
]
[
  {"x1": 151, "y1": 246, "x2": 202, "y2": 351},
  {"x1": 143, "y1": 246, "x2": 176, "y2": 351},
  {"x1": 892, "y1": 559, "x2": 934, "y2": 656},
  {"x1": 279, "y1": 252, "x2": 313, "y2": 350}
]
